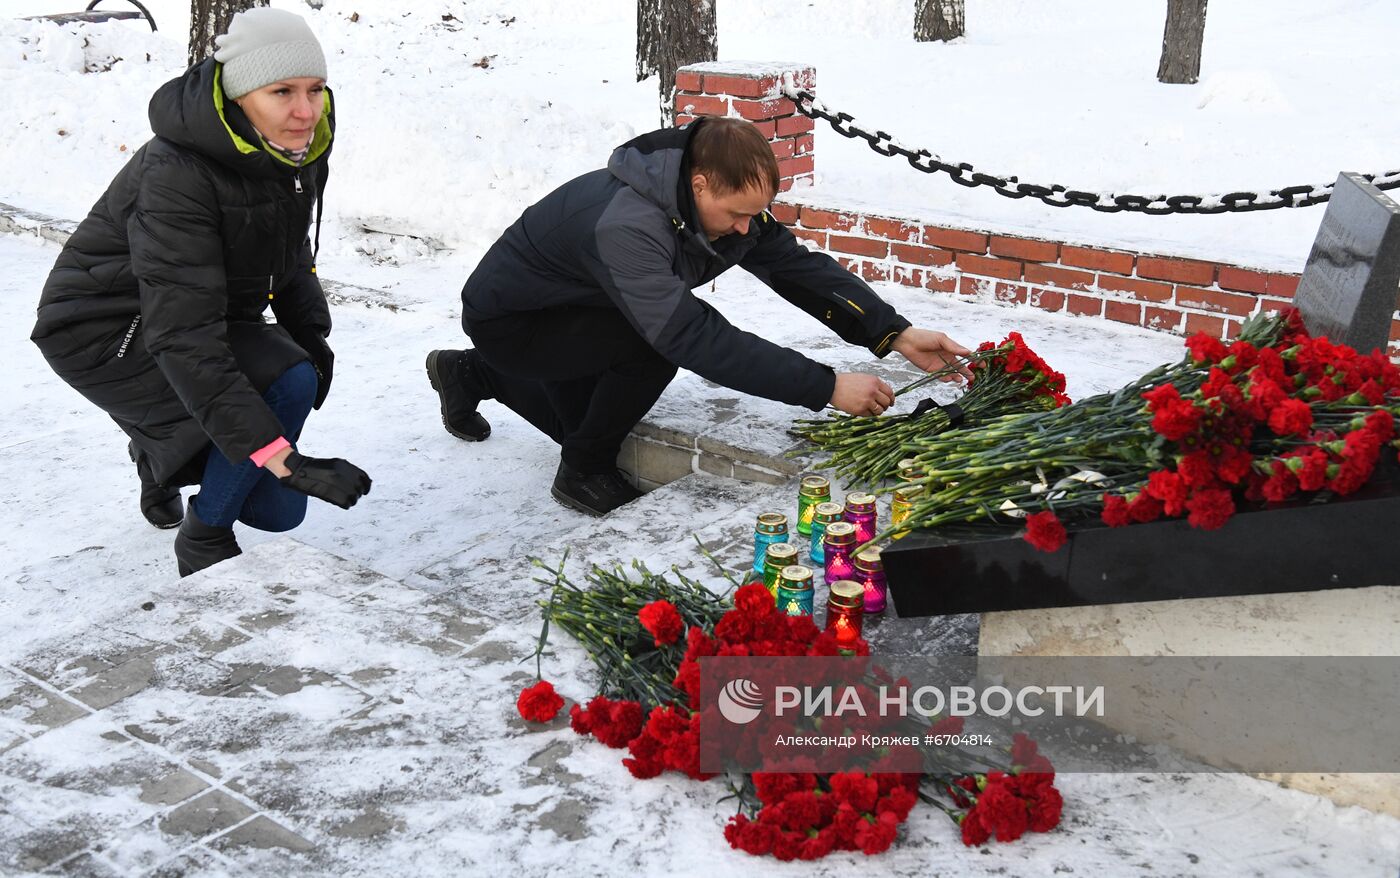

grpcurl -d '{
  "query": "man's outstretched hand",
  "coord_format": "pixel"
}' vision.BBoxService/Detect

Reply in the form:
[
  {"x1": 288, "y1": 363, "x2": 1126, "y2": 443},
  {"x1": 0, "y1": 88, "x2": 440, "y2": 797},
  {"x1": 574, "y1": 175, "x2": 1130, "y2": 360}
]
[
  {"x1": 892, "y1": 327, "x2": 974, "y2": 381},
  {"x1": 831, "y1": 372, "x2": 895, "y2": 417}
]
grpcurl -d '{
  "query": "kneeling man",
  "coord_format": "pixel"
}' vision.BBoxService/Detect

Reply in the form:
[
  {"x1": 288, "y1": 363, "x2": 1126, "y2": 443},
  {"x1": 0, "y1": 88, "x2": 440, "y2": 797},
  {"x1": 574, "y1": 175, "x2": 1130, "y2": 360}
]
[{"x1": 428, "y1": 117, "x2": 970, "y2": 515}]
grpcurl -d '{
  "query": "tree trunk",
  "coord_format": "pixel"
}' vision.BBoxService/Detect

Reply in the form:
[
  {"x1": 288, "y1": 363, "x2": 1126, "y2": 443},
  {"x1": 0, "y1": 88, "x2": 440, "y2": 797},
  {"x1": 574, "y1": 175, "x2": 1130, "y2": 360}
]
[
  {"x1": 636, "y1": 0, "x2": 717, "y2": 125},
  {"x1": 1157, "y1": 0, "x2": 1208, "y2": 84},
  {"x1": 188, "y1": 0, "x2": 268, "y2": 68},
  {"x1": 914, "y1": 0, "x2": 964, "y2": 42}
]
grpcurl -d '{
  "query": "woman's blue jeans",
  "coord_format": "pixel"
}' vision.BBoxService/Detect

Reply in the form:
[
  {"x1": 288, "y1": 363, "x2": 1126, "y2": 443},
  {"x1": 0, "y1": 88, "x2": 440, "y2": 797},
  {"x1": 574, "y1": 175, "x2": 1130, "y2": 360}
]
[{"x1": 190, "y1": 361, "x2": 317, "y2": 531}]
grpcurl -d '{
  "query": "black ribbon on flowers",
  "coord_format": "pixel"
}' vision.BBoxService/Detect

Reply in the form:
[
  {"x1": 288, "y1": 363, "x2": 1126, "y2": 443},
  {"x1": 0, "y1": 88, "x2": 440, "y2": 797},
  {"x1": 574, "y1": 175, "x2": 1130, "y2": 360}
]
[{"x1": 909, "y1": 398, "x2": 967, "y2": 427}]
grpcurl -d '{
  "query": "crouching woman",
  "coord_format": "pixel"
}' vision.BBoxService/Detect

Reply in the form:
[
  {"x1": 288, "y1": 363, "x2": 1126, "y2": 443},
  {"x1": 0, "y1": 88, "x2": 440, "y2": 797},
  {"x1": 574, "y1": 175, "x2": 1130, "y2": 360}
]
[{"x1": 30, "y1": 8, "x2": 370, "y2": 576}]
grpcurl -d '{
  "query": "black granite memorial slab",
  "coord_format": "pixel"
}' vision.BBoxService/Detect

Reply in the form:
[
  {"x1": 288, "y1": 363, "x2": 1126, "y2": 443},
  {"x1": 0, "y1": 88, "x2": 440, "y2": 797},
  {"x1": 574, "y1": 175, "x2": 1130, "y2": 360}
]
[
  {"x1": 1295, "y1": 172, "x2": 1400, "y2": 355},
  {"x1": 882, "y1": 458, "x2": 1400, "y2": 617}
]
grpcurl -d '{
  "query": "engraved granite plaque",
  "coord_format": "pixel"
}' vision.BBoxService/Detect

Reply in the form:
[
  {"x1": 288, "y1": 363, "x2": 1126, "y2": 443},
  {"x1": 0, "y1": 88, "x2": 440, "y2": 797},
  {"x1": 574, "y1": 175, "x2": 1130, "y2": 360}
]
[{"x1": 1294, "y1": 173, "x2": 1400, "y2": 354}]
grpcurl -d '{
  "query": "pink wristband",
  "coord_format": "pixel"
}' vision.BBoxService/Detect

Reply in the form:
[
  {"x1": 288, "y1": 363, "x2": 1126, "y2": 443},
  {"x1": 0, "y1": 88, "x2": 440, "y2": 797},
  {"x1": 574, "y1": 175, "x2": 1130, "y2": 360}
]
[{"x1": 250, "y1": 436, "x2": 291, "y2": 467}]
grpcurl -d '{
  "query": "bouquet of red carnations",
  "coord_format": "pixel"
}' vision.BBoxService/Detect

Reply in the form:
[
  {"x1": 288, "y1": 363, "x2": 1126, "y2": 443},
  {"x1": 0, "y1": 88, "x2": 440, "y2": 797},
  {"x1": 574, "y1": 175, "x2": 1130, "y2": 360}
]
[
  {"x1": 518, "y1": 558, "x2": 1063, "y2": 859},
  {"x1": 879, "y1": 309, "x2": 1400, "y2": 551},
  {"x1": 793, "y1": 332, "x2": 1071, "y2": 486}
]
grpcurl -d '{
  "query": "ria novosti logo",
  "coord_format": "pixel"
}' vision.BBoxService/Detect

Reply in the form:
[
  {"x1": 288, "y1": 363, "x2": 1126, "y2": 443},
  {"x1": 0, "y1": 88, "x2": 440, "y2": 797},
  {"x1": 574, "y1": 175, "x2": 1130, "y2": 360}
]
[
  {"x1": 717, "y1": 678, "x2": 764, "y2": 724},
  {"x1": 713, "y1": 676, "x2": 1106, "y2": 725}
]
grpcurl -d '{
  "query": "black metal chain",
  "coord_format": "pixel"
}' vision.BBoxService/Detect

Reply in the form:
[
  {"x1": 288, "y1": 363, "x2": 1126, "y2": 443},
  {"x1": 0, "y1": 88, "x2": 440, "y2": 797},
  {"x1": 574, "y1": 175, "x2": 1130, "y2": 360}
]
[{"x1": 783, "y1": 85, "x2": 1400, "y2": 215}]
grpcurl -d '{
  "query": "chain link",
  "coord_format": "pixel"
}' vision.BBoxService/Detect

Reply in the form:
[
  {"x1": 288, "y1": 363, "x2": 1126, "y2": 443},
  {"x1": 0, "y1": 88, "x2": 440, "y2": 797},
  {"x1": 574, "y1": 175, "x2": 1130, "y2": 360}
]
[{"x1": 781, "y1": 84, "x2": 1400, "y2": 215}]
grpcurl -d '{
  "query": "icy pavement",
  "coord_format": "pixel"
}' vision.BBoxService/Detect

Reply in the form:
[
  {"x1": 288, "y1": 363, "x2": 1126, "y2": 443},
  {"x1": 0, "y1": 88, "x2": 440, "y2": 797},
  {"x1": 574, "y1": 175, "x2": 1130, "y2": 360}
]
[{"x1": 3, "y1": 232, "x2": 1399, "y2": 875}]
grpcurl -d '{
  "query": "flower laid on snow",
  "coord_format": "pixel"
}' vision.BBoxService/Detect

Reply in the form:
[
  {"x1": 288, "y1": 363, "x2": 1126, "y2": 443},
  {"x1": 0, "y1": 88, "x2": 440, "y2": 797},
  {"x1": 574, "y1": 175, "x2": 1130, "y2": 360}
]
[
  {"x1": 794, "y1": 332, "x2": 1069, "y2": 486},
  {"x1": 637, "y1": 598, "x2": 684, "y2": 646},
  {"x1": 871, "y1": 309, "x2": 1400, "y2": 552},
  {"x1": 516, "y1": 679, "x2": 565, "y2": 723},
  {"x1": 528, "y1": 558, "x2": 1063, "y2": 859}
]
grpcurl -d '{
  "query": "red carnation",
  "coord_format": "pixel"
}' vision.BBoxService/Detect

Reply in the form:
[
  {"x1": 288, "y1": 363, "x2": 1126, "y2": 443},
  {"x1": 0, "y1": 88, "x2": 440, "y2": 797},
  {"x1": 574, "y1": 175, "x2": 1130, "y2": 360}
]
[
  {"x1": 571, "y1": 695, "x2": 644, "y2": 748},
  {"x1": 1152, "y1": 399, "x2": 1204, "y2": 441},
  {"x1": 1365, "y1": 410, "x2": 1396, "y2": 443},
  {"x1": 516, "y1": 680, "x2": 565, "y2": 723},
  {"x1": 1185, "y1": 487, "x2": 1235, "y2": 530},
  {"x1": 1142, "y1": 383, "x2": 1182, "y2": 411},
  {"x1": 1127, "y1": 491, "x2": 1164, "y2": 523},
  {"x1": 638, "y1": 599, "x2": 684, "y2": 646},
  {"x1": 1010, "y1": 732, "x2": 1040, "y2": 767},
  {"x1": 1267, "y1": 398, "x2": 1314, "y2": 436},
  {"x1": 1145, "y1": 470, "x2": 1188, "y2": 516},
  {"x1": 854, "y1": 811, "x2": 900, "y2": 855},
  {"x1": 976, "y1": 775, "x2": 1030, "y2": 842},
  {"x1": 1185, "y1": 332, "x2": 1228, "y2": 365},
  {"x1": 1101, "y1": 493, "x2": 1132, "y2": 527},
  {"x1": 1023, "y1": 511, "x2": 1067, "y2": 552},
  {"x1": 1176, "y1": 451, "x2": 1217, "y2": 488},
  {"x1": 1025, "y1": 783, "x2": 1064, "y2": 832},
  {"x1": 1287, "y1": 448, "x2": 1330, "y2": 492},
  {"x1": 960, "y1": 809, "x2": 992, "y2": 846},
  {"x1": 734, "y1": 582, "x2": 776, "y2": 618},
  {"x1": 829, "y1": 771, "x2": 879, "y2": 813},
  {"x1": 932, "y1": 714, "x2": 965, "y2": 736},
  {"x1": 1261, "y1": 462, "x2": 1298, "y2": 503}
]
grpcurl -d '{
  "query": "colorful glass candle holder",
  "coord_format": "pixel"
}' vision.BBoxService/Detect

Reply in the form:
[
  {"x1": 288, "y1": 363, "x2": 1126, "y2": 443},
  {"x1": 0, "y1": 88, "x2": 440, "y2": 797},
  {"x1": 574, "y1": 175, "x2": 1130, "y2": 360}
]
[
  {"x1": 752, "y1": 512, "x2": 789, "y2": 575},
  {"x1": 890, "y1": 483, "x2": 922, "y2": 540},
  {"x1": 825, "y1": 579, "x2": 865, "y2": 639},
  {"x1": 796, "y1": 475, "x2": 832, "y2": 536},
  {"x1": 853, "y1": 546, "x2": 888, "y2": 614},
  {"x1": 809, "y1": 501, "x2": 845, "y2": 565},
  {"x1": 776, "y1": 564, "x2": 815, "y2": 617},
  {"x1": 762, "y1": 543, "x2": 800, "y2": 598},
  {"x1": 844, "y1": 493, "x2": 878, "y2": 545},
  {"x1": 822, "y1": 522, "x2": 858, "y2": 583},
  {"x1": 898, "y1": 458, "x2": 924, "y2": 482}
]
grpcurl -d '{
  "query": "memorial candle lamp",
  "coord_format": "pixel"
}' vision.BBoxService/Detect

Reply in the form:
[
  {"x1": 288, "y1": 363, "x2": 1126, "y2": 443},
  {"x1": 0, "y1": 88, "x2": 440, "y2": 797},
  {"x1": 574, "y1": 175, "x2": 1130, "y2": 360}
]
[
  {"x1": 762, "y1": 543, "x2": 800, "y2": 598},
  {"x1": 853, "y1": 546, "x2": 888, "y2": 614},
  {"x1": 825, "y1": 579, "x2": 865, "y2": 638},
  {"x1": 796, "y1": 475, "x2": 832, "y2": 536},
  {"x1": 897, "y1": 458, "x2": 924, "y2": 482},
  {"x1": 890, "y1": 483, "x2": 923, "y2": 540},
  {"x1": 776, "y1": 564, "x2": 815, "y2": 617},
  {"x1": 822, "y1": 521, "x2": 858, "y2": 583},
  {"x1": 752, "y1": 512, "x2": 789, "y2": 575},
  {"x1": 844, "y1": 492, "x2": 878, "y2": 545},
  {"x1": 808, "y1": 501, "x2": 845, "y2": 565}
]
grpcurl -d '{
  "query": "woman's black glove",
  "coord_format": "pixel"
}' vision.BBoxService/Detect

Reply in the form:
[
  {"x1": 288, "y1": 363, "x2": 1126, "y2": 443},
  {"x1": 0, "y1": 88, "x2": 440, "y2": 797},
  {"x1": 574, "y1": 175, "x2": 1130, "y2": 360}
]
[
  {"x1": 292, "y1": 329, "x2": 334, "y2": 409},
  {"x1": 278, "y1": 451, "x2": 371, "y2": 508}
]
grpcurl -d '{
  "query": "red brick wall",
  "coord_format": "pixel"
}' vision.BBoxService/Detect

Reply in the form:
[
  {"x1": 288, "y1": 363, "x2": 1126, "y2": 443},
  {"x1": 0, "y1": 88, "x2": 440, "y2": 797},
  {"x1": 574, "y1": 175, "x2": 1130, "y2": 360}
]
[
  {"x1": 678, "y1": 64, "x2": 1400, "y2": 356},
  {"x1": 768, "y1": 201, "x2": 1337, "y2": 346},
  {"x1": 675, "y1": 63, "x2": 815, "y2": 192}
]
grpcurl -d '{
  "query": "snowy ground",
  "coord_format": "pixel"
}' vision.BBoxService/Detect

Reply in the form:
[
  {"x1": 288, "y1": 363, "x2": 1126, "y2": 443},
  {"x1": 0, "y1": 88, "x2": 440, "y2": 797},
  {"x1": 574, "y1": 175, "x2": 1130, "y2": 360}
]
[
  {"x1": 4, "y1": 1, "x2": 1400, "y2": 873},
  {"x1": 4, "y1": 231, "x2": 1400, "y2": 875}
]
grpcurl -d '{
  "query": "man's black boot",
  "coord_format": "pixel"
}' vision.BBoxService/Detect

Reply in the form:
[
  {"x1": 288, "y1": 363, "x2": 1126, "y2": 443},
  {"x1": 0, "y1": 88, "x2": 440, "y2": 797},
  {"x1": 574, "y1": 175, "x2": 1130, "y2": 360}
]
[
  {"x1": 426, "y1": 349, "x2": 491, "y2": 441},
  {"x1": 551, "y1": 462, "x2": 644, "y2": 517},
  {"x1": 130, "y1": 441, "x2": 182, "y2": 529},
  {"x1": 173, "y1": 497, "x2": 242, "y2": 578}
]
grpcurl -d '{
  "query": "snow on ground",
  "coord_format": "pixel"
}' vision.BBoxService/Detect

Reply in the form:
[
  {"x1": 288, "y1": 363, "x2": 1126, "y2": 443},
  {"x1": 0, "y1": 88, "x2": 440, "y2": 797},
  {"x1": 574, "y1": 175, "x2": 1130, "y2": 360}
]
[
  {"x1": 4, "y1": 1, "x2": 1400, "y2": 873},
  {"x1": 4, "y1": 227, "x2": 1400, "y2": 875},
  {"x1": 4, "y1": 0, "x2": 1399, "y2": 272}
]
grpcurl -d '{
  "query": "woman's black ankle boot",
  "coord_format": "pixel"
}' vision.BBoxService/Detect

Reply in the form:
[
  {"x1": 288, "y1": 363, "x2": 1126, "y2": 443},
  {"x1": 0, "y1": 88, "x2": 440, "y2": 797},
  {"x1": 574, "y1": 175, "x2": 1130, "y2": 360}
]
[
  {"x1": 130, "y1": 442, "x2": 183, "y2": 529},
  {"x1": 174, "y1": 497, "x2": 241, "y2": 577}
]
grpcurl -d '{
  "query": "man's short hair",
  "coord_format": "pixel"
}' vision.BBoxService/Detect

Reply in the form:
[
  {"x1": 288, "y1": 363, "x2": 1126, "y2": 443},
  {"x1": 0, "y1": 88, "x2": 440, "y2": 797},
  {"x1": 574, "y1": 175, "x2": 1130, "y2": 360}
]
[{"x1": 688, "y1": 117, "x2": 780, "y2": 197}]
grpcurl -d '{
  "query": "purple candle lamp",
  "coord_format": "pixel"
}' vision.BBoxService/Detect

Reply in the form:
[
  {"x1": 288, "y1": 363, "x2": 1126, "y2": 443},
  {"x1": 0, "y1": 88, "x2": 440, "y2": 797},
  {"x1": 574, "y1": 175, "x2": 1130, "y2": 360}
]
[
  {"x1": 844, "y1": 493, "x2": 878, "y2": 545},
  {"x1": 822, "y1": 521, "x2": 858, "y2": 583}
]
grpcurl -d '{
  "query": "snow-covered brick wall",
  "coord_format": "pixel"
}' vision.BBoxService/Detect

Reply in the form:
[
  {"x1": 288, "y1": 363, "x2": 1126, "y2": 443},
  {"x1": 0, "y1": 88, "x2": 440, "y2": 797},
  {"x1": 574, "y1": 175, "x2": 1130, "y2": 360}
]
[
  {"x1": 683, "y1": 64, "x2": 1400, "y2": 355},
  {"x1": 674, "y1": 62, "x2": 815, "y2": 192}
]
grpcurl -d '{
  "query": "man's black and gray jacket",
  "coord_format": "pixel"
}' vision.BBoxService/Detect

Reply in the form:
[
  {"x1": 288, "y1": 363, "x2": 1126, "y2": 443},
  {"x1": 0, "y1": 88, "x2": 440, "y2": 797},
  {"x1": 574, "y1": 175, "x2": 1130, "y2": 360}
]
[{"x1": 460, "y1": 122, "x2": 911, "y2": 410}]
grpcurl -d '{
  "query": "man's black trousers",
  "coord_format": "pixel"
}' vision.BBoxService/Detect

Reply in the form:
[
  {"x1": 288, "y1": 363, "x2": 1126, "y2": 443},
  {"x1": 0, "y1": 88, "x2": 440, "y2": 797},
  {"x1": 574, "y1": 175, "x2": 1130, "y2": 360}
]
[{"x1": 466, "y1": 305, "x2": 678, "y2": 474}]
